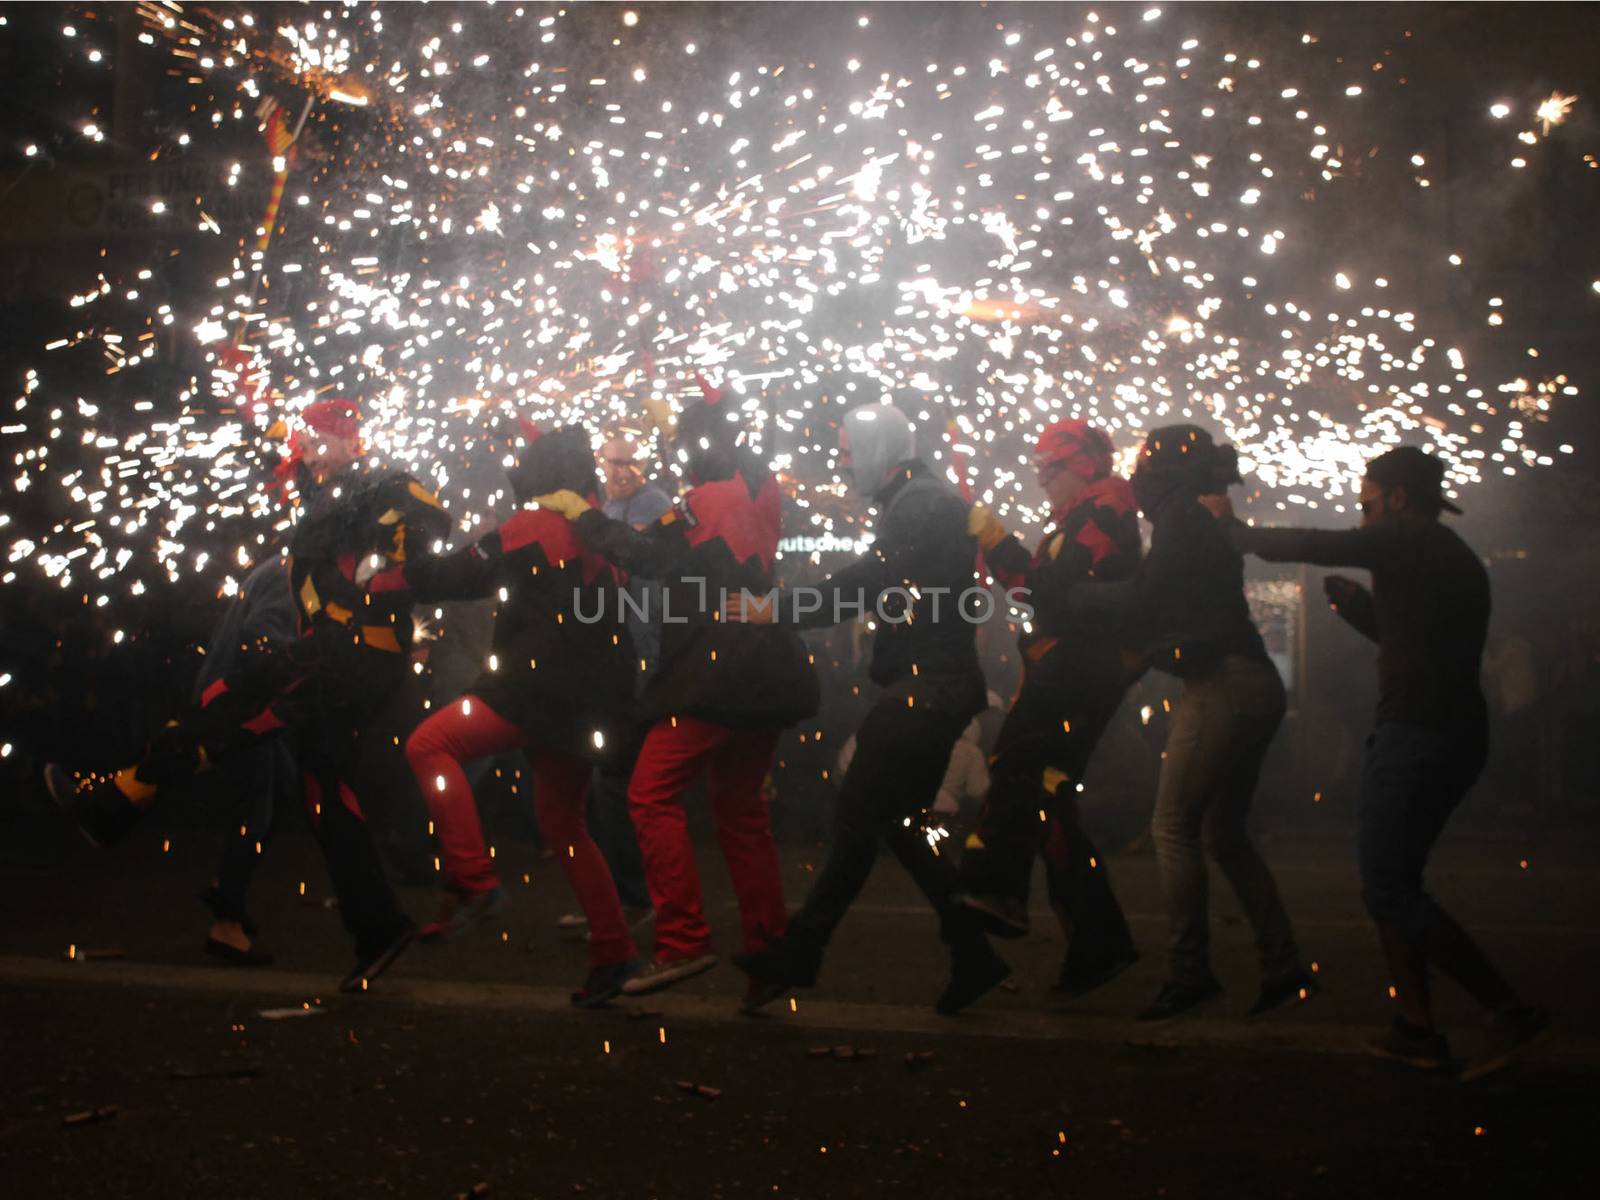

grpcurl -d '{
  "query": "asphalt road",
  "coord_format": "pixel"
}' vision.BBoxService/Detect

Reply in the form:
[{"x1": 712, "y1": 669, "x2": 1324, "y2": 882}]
[{"x1": 2, "y1": 807, "x2": 1595, "y2": 1198}]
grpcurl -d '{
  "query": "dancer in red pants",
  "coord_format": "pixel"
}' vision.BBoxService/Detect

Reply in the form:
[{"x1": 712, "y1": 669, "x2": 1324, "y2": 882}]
[
  {"x1": 534, "y1": 386, "x2": 819, "y2": 1006},
  {"x1": 403, "y1": 425, "x2": 643, "y2": 1006}
]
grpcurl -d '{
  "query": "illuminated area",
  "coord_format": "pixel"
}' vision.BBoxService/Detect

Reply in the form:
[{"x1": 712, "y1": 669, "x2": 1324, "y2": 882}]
[{"x1": 0, "y1": 4, "x2": 1586, "y2": 602}]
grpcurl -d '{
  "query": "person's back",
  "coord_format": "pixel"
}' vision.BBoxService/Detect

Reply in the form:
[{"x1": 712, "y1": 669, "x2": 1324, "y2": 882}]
[{"x1": 1140, "y1": 497, "x2": 1268, "y2": 678}]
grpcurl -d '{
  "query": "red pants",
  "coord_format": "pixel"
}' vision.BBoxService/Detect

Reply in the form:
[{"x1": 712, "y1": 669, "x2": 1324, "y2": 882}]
[
  {"x1": 627, "y1": 716, "x2": 786, "y2": 961},
  {"x1": 404, "y1": 695, "x2": 635, "y2": 968}
]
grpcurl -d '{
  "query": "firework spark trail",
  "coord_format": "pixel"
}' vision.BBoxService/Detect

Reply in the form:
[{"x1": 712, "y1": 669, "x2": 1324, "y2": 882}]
[{"x1": 2, "y1": 3, "x2": 1581, "y2": 604}]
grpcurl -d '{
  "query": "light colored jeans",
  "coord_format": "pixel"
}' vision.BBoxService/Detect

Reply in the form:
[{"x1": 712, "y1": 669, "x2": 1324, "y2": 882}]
[{"x1": 1151, "y1": 654, "x2": 1300, "y2": 984}]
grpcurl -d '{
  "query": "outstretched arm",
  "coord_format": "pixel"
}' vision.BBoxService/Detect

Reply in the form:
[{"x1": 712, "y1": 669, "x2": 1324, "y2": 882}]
[{"x1": 572, "y1": 505, "x2": 687, "y2": 580}]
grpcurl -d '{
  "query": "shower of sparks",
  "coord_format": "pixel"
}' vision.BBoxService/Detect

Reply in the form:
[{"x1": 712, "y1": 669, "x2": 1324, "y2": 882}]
[
  {"x1": 1536, "y1": 91, "x2": 1577, "y2": 134},
  {"x1": 0, "y1": 4, "x2": 1585, "y2": 609}
]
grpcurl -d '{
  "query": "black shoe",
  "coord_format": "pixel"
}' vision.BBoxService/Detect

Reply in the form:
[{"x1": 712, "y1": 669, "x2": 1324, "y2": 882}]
[
  {"x1": 339, "y1": 919, "x2": 416, "y2": 994},
  {"x1": 202, "y1": 885, "x2": 260, "y2": 938},
  {"x1": 204, "y1": 937, "x2": 274, "y2": 967},
  {"x1": 43, "y1": 764, "x2": 144, "y2": 849},
  {"x1": 936, "y1": 946, "x2": 1012, "y2": 1015},
  {"x1": 1365, "y1": 1018, "x2": 1451, "y2": 1071},
  {"x1": 1053, "y1": 946, "x2": 1140, "y2": 999},
  {"x1": 1136, "y1": 974, "x2": 1222, "y2": 1022},
  {"x1": 955, "y1": 892, "x2": 1030, "y2": 939},
  {"x1": 570, "y1": 959, "x2": 640, "y2": 1009},
  {"x1": 738, "y1": 976, "x2": 792, "y2": 1016},
  {"x1": 1459, "y1": 1006, "x2": 1552, "y2": 1083},
  {"x1": 732, "y1": 937, "x2": 822, "y2": 991},
  {"x1": 1247, "y1": 966, "x2": 1320, "y2": 1016}
]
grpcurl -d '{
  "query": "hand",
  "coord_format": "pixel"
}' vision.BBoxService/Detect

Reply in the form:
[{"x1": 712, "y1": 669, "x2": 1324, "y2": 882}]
[
  {"x1": 966, "y1": 503, "x2": 1008, "y2": 552},
  {"x1": 723, "y1": 590, "x2": 776, "y2": 624},
  {"x1": 1323, "y1": 574, "x2": 1362, "y2": 610},
  {"x1": 1197, "y1": 493, "x2": 1234, "y2": 520},
  {"x1": 533, "y1": 489, "x2": 592, "y2": 521}
]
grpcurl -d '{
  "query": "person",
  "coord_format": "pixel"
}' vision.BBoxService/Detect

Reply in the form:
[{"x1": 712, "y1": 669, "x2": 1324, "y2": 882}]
[
  {"x1": 958, "y1": 418, "x2": 1143, "y2": 998},
  {"x1": 45, "y1": 403, "x2": 450, "y2": 994},
  {"x1": 552, "y1": 433, "x2": 672, "y2": 932},
  {"x1": 533, "y1": 388, "x2": 819, "y2": 1005},
  {"x1": 1077, "y1": 425, "x2": 1315, "y2": 1021},
  {"x1": 1218, "y1": 445, "x2": 1548, "y2": 1077},
  {"x1": 401, "y1": 425, "x2": 644, "y2": 1007},
  {"x1": 193, "y1": 400, "x2": 367, "y2": 965},
  {"x1": 728, "y1": 402, "x2": 1011, "y2": 1015}
]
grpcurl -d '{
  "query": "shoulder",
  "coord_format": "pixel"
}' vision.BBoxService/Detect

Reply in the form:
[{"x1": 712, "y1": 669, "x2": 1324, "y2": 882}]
[{"x1": 498, "y1": 506, "x2": 572, "y2": 552}]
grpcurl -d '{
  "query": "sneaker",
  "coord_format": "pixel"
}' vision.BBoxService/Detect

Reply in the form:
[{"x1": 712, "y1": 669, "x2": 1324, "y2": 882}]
[
  {"x1": 731, "y1": 936, "x2": 821, "y2": 991},
  {"x1": 339, "y1": 919, "x2": 416, "y2": 994},
  {"x1": 418, "y1": 885, "x2": 506, "y2": 944},
  {"x1": 619, "y1": 952, "x2": 718, "y2": 995},
  {"x1": 1459, "y1": 1006, "x2": 1552, "y2": 1083},
  {"x1": 570, "y1": 959, "x2": 640, "y2": 1009},
  {"x1": 937, "y1": 945, "x2": 1012, "y2": 1015},
  {"x1": 955, "y1": 892, "x2": 1030, "y2": 939},
  {"x1": 43, "y1": 764, "x2": 143, "y2": 849},
  {"x1": 556, "y1": 912, "x2": 589, "y2": 931},
  {"x1": 1052, "y1": 946, "x2": 1140, "y2": 999},
  {"x1": 1136, "y1": 974, "x2": 1222, "y2": 1022},
  {"x1": 1365, "y1": 1018, "x2": 1451, "y2": 1071},
  {"x1": 1247, "y1": 966, "x2": 1321, "y2": 1017}
]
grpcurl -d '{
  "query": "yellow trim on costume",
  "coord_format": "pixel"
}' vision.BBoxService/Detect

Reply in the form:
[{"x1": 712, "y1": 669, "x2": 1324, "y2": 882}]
[
  {"x1": 113, "y1": 767, "x2": 158, "y2": 804},
  {"x1": 325, "y1": 601, "x2": 354, "y2": 625},
  {"x1": 299, "y1": 576, "x2": 322, "y2": 617},
  {"x1": 1042, "y1": 766, "x2": 1070, "y2": 795},
  {"x1": 361, "y1": 624, "x2": 404, "y2": 653}
]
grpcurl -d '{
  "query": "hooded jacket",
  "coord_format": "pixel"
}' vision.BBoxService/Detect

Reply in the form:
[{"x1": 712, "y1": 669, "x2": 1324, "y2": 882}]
[{"x1": 779, "y1": 453, "x2": 988, "y2": 719}]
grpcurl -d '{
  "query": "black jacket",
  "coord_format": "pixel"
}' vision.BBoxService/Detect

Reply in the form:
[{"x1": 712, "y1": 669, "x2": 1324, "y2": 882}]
[
  {"x1": 406, "y1": 502, "x2": 638, "y2": 763},
  {"x1": 573, "y1": 455, "x2": 819, "y2": 730},
  {"x1": 986, "y1": 474, "x2": 1142, "y2": 694},
  {"x1": 1239, "y1": 519, "x2": 1489, "y2": 736},
  {"x1": 780, "y1": 460, "x2": 987, "y2": 719}
]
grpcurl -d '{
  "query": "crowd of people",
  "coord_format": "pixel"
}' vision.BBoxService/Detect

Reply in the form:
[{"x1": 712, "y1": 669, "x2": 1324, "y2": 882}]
[{"x1": 40, "y1": 388, "x2": 1550, "y2": 1081}]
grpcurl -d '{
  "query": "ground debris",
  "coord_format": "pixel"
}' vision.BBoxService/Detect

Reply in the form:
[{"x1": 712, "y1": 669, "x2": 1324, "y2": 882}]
[{"x1": 63, "y1": 1105, "x2": 119, "y2": 1127}]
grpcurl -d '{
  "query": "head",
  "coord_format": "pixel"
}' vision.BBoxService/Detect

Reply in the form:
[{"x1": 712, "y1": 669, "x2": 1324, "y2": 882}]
[
  {"x1": 1359, "y1": 446, "x2": 1461, "y2": 528},
  {"x1": 1130, "y1": 424, "x2": 1240, "y2": 518},
  {"x1": 507, "y1": 424, "x2": 599, "y2": 503},
  {"x1": 600, "y1": 435, "x2": 647, "y2": 501},
  {"x1": 840, "y1": 404, "x2": 915, "y2": 499},
  {"x1": 1033, "y1": 418, "x2": 1115, "y2": 511},
  {"x1": 294, "y1": 398, "x2": 363, "y2": 483},
  {"x1": 674, "y1": 393, "x2": 744, "y2": 484}
]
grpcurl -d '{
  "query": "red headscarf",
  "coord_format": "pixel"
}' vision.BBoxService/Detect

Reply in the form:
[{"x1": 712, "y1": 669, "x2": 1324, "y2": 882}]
[
  {"x1": 1034, "y1": 418, "x2": 1114, "y2": 482},
  {"x1": 274, "y1": 398, "x2": 363, "y2": 494}
]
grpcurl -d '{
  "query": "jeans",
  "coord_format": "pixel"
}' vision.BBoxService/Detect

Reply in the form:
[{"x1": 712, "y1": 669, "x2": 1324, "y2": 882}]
[
  {"x1": 208, "y1": 738, "x2": 296, "y2": 924},
  {"x1": 588, "y1": 768, "x2": 651, "y2": 910},
  {"x1": 789, "y1": 701, "x2": 977, "y2": 951},
  {"x1": 1358, "y1": 722, "x2": 1515, "y2": 1012},
  {"x1": 1151, "y1": 654, "x2": 1300, "y2": 984}
]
